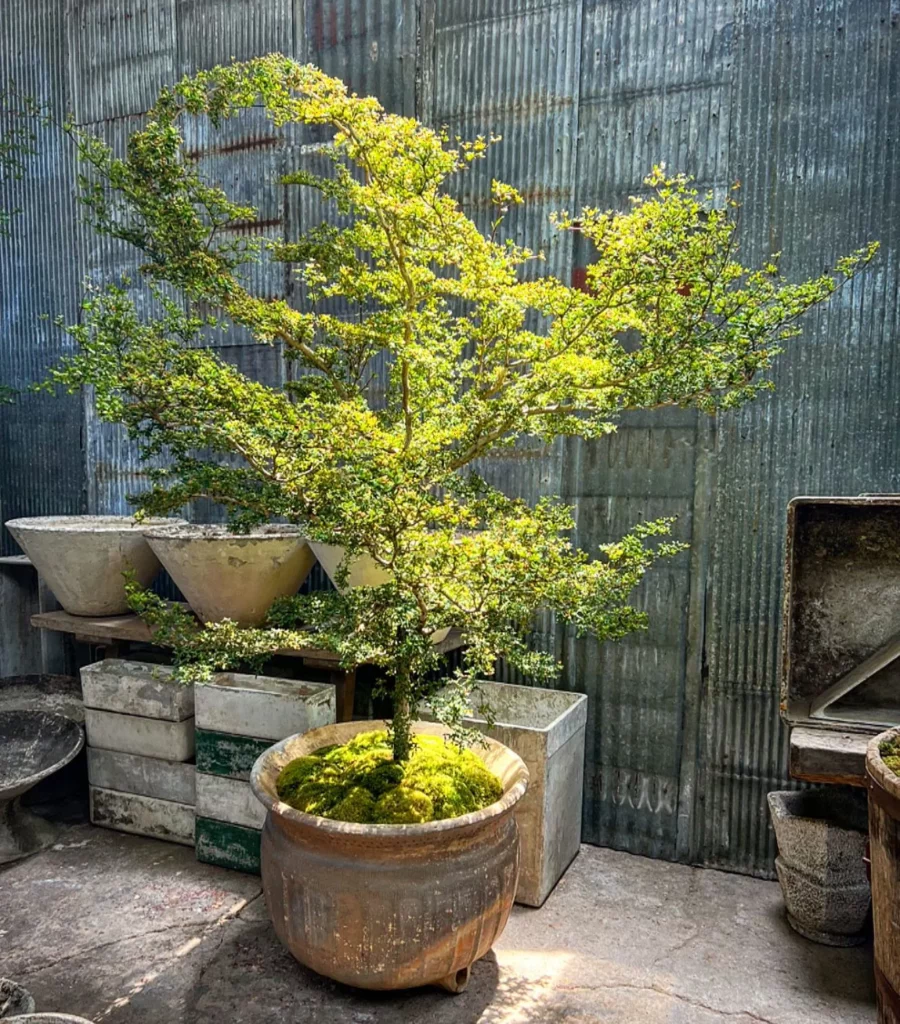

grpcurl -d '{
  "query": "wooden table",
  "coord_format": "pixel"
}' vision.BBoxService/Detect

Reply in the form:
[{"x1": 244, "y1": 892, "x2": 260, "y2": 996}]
[{"x1": 30, "y1": 609, "x2": 464, "y2": 724}]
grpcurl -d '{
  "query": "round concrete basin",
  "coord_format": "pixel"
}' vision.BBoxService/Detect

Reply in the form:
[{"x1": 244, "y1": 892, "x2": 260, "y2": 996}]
[{"x1": 0, "y1": 711, "x2": 84, "y2": 865}]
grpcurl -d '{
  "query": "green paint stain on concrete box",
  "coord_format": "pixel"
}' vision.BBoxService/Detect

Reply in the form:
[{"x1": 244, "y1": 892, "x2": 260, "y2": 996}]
[
  {"x1": 195, "y1": 729, "x2": 271, "y2": 781},
  {"x1": 195, "y1": 816, "x2": 261, "y2": 875}
]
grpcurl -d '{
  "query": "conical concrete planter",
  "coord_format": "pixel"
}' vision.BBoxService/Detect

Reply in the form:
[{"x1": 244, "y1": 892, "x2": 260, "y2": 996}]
[
  {"x1": 5, "y1": 516, "x2": 179, "y2": 616},
  {"x1": 251, "y1": 720, "x2": 528, "y2": 992},
  {"x1": 308, "y1": 542, "x2": 451, "y2": 642},
  {"x1": 767, "y1": 787, "x2": 870, "y2": 946},
  {"x1": 145, "y1": 525, "x2": 315, "y2": 627}
]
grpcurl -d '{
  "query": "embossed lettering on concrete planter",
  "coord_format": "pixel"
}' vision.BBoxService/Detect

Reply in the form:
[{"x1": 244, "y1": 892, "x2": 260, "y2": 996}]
[
  {"x1": 251, "y1": 720, "x2": 528, "y2": 993},
  {"x1": 90, "y1": 787, "x2": 195, "y2": 846},
  {"x1": 144, "y1": 524, "x2": 316, "y2": 626},
  {"x1": 422, "y1": 680, "x2": 587, "y2": 907},
  {"x1": 4, "y1": 516, "x2": 182, "y2": 616},
  {"x1": 194, "y1": 672, "x2": 335, "y2": 741},
  {"x1": 768, "y1": 787, "x2": 870, "y2": 946}
]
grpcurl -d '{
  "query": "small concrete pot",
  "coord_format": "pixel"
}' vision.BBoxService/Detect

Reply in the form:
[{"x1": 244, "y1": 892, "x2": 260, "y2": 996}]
[
  {"x1": 768, "y1": 787, "x2": 870, "y2": 946},
  {"x1": 0, "y1": 711, "x2": 84, "y2": 864},
  {"x1": 144, "y1": 524, "x2": 316, "y2": 627},
  {"x1": 5, "y1": 515, "x2": 179, "y2": 616}
]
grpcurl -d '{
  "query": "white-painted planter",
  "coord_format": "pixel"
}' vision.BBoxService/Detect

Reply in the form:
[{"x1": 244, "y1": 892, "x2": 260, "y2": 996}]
[
  {"x1": 90, "y1": 786, "x2": 195, "y2": 846},
  {"x1": 81, "y1": 659, "x2": 193, "y2": 721},
  {"x1": 422, "y1": 679, "x2": 587, "y2": 907},
  {"x1": 144, "y1": 524, "x2": 316, "y2": 627},
  {"x1": 194, "y1": 672, "x2": 335, "y2": 741},
  {"x1": 196, "y1": 773, "x2": 266, "y2": 831},
  {"x1": 4, "y1": 515, "x2": 181, "y2": 616},
  {"x1": 88, "y1": 748, "x2": 196, "y2": 805},
  {"x1": 84, "y1": 708, "x2": 195, "y2": 761},
  {"x1": 308, "y1": 541, "x2": 451, "y2": 643}
]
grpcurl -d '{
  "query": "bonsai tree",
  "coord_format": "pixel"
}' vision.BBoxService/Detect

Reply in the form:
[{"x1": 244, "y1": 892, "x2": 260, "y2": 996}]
[{"x1": 50, "y1": 55, "x2": 875, "y2": 763}]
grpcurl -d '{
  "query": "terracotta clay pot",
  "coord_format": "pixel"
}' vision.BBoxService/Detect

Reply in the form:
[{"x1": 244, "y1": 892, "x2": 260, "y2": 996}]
[{"x1": 250, "y1": 719, "x2": 528, "y2": 992}]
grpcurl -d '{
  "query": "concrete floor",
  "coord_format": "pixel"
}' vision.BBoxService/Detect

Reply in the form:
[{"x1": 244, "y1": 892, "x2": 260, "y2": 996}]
[{"x1": 0, "y1": 821, "x2": 876, "y2": 1024}]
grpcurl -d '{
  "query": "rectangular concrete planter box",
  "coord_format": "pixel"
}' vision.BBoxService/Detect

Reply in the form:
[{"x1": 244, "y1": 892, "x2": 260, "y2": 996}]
[
  {"x1": 90, "y1": 786, "x2": 195, "y2": 846},
  {"x1": 194, "y1": 672, "x2": 335, "y2": 742},
  {"x1": 196, "y1": 773, "x2": 266, "y2": 831},
  {"x1": 422, "y1": 680, "x2": 588, "y2": 907},
  {"x1": 81, "y1": 659, "x2": 193, "y2": 721},
  {"x1": 195, "y1": 817, "x2": 261, "y2": 874},
  {"x1": 84, "y1": 708, "x2": 195, "y2": 761},
  {"x1": 88, "y1": 748, "x2": 196, "y2": 805},
  {"x1": 195, "y1": 728, "x2": 272, "y2": 782}
]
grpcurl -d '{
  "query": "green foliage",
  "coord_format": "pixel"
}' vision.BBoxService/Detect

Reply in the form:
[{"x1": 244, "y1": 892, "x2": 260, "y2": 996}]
[
  {"x1": 48, "y1": 55, "x2": 877, "y2": 761},
  {"x1": 275, "y1": 730, "x2": 502, "y2": 824}
]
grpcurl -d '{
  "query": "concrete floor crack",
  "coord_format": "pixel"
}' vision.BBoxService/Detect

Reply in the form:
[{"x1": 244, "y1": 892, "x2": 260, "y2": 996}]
[
  {"x1": 8, "y1": 921, "x2": 205, "y2": 978},
  {"x1": 554, "y1": 981, "x2": 780, "y2": 1024}
]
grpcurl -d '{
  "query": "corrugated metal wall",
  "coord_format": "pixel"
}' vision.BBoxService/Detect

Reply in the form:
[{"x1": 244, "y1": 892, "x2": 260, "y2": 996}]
[{"x1": 1, "y1": 0, "x2": 897, "y2": 876}]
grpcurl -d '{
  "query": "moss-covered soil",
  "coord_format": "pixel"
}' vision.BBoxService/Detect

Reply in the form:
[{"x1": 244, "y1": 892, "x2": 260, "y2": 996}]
[
  {"x1": 880, "y1": 735, "x2": 900, "y2": 776},
  {"x1": 275, "y1": 730, "x2": 503, "y2": 824}
]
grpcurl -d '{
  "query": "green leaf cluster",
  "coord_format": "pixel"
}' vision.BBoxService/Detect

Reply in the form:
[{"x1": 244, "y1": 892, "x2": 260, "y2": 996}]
[{"x1": 47, "y1": 56, "x2": 876, "y2": 760}]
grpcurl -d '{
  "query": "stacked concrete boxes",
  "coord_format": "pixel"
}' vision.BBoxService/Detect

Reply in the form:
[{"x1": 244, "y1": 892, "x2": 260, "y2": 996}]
[
  {"x1": 82, "y1": 660, "x2": 196, "y2": 846},
  {"x1": 194, "y1": 672, "x2": 336, "y2": 873}
]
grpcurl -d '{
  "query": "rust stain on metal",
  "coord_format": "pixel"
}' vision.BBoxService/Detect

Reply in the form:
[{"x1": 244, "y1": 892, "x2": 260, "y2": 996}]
[{"x1": 185, "y1": 136, "x2": 281, "y2": 161}]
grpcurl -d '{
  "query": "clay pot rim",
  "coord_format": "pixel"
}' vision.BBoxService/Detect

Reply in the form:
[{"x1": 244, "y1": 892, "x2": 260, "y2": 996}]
[
  {"x1": 5, "y1": 515, "x2": 179, "y2": 533},
  {"x1": 0, "y1": 710, "x2": 84, "y2": 794},
  {"x1": 867, "y1": 726, "x2": 900, "y2": 799},
  {"x1": 250, "y1": 719, "x2": 529, "y2": 838},
  {"x1": 143, "y1": 523, "x2": 307, "y2": 542}
]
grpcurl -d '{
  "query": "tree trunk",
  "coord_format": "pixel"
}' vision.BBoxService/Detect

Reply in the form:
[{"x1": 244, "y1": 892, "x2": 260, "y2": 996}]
[{"x1": 391, "y1": 663, "x2": 413, "y2": 762}]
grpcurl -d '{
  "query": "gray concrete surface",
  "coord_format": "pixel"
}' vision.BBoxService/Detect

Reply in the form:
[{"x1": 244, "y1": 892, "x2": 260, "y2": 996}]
[{"x1": 0, "y1": 823, "x2": 875, "y2": 1024}]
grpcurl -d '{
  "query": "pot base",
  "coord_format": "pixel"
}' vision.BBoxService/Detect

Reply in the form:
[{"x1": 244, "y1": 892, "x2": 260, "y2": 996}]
[
  {"x1": 434, "y1": 966, "x2": 471, "y2": 994},
  {"x1": 0, "y1": 798, "x2": 61, "y2": 865},
  {"x1": 786, "y1": 911, "x2": 868, "y2": 947}
]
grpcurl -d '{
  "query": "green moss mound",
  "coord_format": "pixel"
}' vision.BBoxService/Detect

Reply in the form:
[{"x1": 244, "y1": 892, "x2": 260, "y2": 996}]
[
  {"x1": 275, "y1": 730, "x2": 504, "y2": 825},
  {"x1": 880, "y1": 736, "x2": 900, "y2": 775}
]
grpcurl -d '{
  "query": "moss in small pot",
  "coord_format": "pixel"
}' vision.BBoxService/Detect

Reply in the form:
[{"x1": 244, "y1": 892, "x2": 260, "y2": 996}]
[
  {"x1": 879, "y1": 735, "x2": 900, "y2": 775},
  {"x1": 275, "y1": 729, "x2": 502, "y2": 825}
]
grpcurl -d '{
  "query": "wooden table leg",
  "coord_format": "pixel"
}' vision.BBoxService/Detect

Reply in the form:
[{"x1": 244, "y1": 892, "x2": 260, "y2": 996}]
[{"x1": 330, "y1": 667, "x2": 357, "y2": 723}]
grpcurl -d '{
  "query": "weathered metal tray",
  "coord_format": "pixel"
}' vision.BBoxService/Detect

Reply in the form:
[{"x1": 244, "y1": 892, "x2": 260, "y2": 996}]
[{"x1": 781, "y1": 495, "x2": 900, "y2": 733}]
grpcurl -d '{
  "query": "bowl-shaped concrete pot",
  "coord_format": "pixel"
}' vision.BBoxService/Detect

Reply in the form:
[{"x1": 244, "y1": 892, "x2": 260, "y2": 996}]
[
  {"x1": 251, "y1": 719, "x2": 528, "y2": 992},
  {"x1": 144, "y1": 524, "x2": 316, "y2": 627},
  {"x1": 0, "y1": 711, "x2": 84, "y2": 864},
  {"x1": 767, "y1": 787, "x2": 870, "y2": 946},
  {"x1": 5, "y1": 516, "x2": 179, "y2": 616}
]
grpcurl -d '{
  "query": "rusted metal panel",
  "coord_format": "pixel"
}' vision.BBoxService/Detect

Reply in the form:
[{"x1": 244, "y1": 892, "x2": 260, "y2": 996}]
[
  {"x1": 175, "y1": 0, "x2": 297, "y2": 74},
  {"x1": 67, "y1": 0, "x2": 177, "y2": 124},
  {"x1": 693, "y1": 0, "x2": 900, "y2": 877},
  {"x1": 567, "y1": 0, "x2": 733, "y2": 860},
  {"x1": 0, "y1": 0, "x2": 86, "y2": 554}
]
